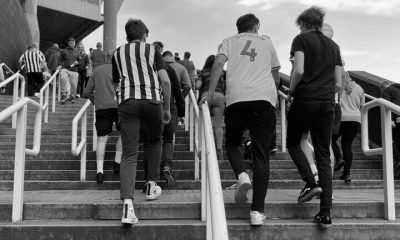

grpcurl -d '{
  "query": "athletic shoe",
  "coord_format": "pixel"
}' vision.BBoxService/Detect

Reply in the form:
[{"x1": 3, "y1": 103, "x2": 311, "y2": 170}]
[
  {"x1": 163, "y1": 166, "x2": 176, "y2": 187},
  {"x1": 76, "y1": 94, "x2": 80, "y2": 99},
  {"x1": 60, "y1": 95, "x2": 67, "y2": 105},
  {"x1": 250, "y1": 210, "x2": 267, "y2": 225},
  {"x1": 70, "y1": 97, "x2": 76, "y2": 104},
  {"x1": 113, "y1": 162, "x2": 120, "y2": 174},
  {"x1": 314, "y1": 213, "x2": 332, "y2": 229},
  {"x1": 298, "y1": 183, "x2": 322, "y2": 203},
  {"x1": 0, "y1": 87, "x2": 5, "y2": 93},
  {"x1": 234, "y1": 172, "x2": 252, "y2": 203},
  {"x1": 96, "y1": 172, "x2": 104, "y2": 183},
  {"x1": 334, "y1": 160, "x2": 345, "y2": 171},
  {"x1": 270, "y1": 147, "x2": 278, "y2": 155},
  {"x1": 34, "y1": 92, "x2": 40, "y2": 97},
  {"x1": 121, "y1": 203, "x2": 139, "y2": 225},
  {"x1": 145, "y1": 181, "x2": 162, "y2": 200},
  {"x1": 340, "y1": 174, "x2": 351, "y2": 183}
]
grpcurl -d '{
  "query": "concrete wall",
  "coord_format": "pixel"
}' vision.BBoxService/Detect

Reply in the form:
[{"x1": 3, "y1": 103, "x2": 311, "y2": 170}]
[{"x1": 0, "y1": 0, "x2": 32, "y2": 72}]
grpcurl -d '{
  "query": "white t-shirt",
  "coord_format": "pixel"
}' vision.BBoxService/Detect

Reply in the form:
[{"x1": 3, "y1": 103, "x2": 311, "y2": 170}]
[{"x1": 217, "y1": 33, "x2": 280, "y2": 107}]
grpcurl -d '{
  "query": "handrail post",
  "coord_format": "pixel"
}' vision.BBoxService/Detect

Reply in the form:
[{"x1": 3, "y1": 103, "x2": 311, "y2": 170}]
[
  {"x1": 185, "y1": 96, "x2": 189, "y2": 131},
  {"x1": 280, "y1": 95, "x2": 287, "y2": 152},
  {"x1": 381, "y1": 106, "x2": 395, "y2": 220},
  {"x1": 93, "y1": 105, "x2": 97, "y2": 151},
  {"x1": 11, "y1": 76, "x2": 19, "y2": 128},
  {"x1": 80, "y1": 111, "x2": 88, "y2": 182},
  {"x1": 12, "y1": 105, "x2": 27, "y2": 222},
  {"x1": 44, "y1": 87, "x2": 49, "y2": 123},
  {"x1": 52, "y1": 75, "x2": 56, "y2": 112},
  {"x1": 189, "y1": 98, "x2": 194, "y2": 151},
  {"x1": 206, "y1": 170, "x2": 212, "y2": 240},
  {"x1": 57, "y1": 74, "x2": 61, "y2": 101},
  {"x1": 200, "y1": 115, "x2": 206, "y2": 221},
  {"x1": 194, "y1": 111, "x2": 199, "y2": 180}
]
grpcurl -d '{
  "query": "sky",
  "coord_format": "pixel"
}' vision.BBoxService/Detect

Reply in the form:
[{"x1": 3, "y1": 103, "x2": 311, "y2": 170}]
[{"x1": 83, "y1": 0, "x2": 400, "y2": 83}]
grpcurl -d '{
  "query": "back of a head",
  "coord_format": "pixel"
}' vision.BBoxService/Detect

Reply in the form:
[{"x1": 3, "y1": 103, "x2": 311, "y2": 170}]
[
  {"x1": 162, "y1": 51, "x2": 173, "y2": 58},
  {"x1": 236, "y1": 13, "x2": 259, "y2": 33},
  {"x1": 125, "y1": 18, "x2": 149, "y2": 42},
  {"x1": 184, "y1": 51, "x2": 191, "y2": 59},
  {"x1": 321, "y1": 23, "x2": 334, "y2": 39},
  {"x1": 296, "y1": 6, "x2": 325, "y2": 31},
  {"x1": 203, "y1": 55, "x2": 215, "y2": 70},
  {"x1": 96, "y1": 42, "x2": 102, "y2": 49}
]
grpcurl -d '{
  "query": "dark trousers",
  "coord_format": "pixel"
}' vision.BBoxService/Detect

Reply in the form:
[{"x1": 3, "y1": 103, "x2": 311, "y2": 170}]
[
  {"x1": 26, "y1": 72, "x2": 43, "y2": 96},
  {"x1": 286, "y1": 99, "x2": 335, "y2": 210},
  {"x1": 119, "y1": 99, "x2": 163, "y2": 200},
  {"x1": 393, "y1": 122, "x2": 400, "y2": 163},
  {"x1": 76, "y1": 70, "x2": 87, "y2": 96},
  {"x1": 225, "y1": 100, "x2": 276, "y2": 212},
  {"x1": 142, "y1": 107, "x2": 177, "y2": 177},
  {"x1": 332, "y1": 121, "x2": 360, "y2": 176}
]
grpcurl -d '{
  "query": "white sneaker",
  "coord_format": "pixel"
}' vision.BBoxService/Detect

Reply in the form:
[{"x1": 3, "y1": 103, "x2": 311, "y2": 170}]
[
  {"x1": 34, "y1": 92, "x2": 40, "y2": 97},
  {"x1": 234, "y1": 172, "x2": 251, "y2": 203},
  {"x1": 121, "y1": 203, "x2": 139, "y2": 225},
  {"x1": 146, "y1": 181, "x2": 162, "y2": 200},
  {"x1": 250, "y1": 210, "x2": 267, "y2": 225}
]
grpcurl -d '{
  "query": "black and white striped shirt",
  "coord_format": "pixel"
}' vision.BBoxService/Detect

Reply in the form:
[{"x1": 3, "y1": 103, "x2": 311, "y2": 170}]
[
  {"x1": 19, "y1": 50, "x2": 45, "y2": 73},
  {"x1": 112, "y1": 41, "x2": 166, "y2": 102}
]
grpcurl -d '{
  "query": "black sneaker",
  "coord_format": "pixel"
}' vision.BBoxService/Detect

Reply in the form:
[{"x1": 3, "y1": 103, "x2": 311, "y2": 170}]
[
  {"x1": 334, "y1": 160, "x2": 345, "y2": 171},
  {"x1": 298, "y1": 184, "x2": 322, "y2": 203},
  {"x1": 96, "y1": 172, "x2": 104, "y2": 183},
  {"x1": 163, "y1": 166, "x2": 176, "y2": 187},
  {"x1": 314, "y1": 213, "x2": 332, "y2": 229},
  {"x1": 113, "y1": 162, "x2": 120, "y2": 174},
  {"x1": 340, "y1": 174, "x2": 351, "y2": 183},
  {"x1": 60, "y1": 96, "x2": 67, "y2": 105}
]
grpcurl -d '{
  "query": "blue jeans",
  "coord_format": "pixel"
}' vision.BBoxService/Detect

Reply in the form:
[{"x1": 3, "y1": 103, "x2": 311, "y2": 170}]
[
  {"x1": 118, "y1": 99, "x2": 163, "y2": 200},
  {"x1": 286, "y1": 98, "x2": 335, "y2": 210}
]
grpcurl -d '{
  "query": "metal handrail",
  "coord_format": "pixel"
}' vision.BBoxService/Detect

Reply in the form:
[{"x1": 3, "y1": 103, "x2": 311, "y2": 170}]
[
  {"x1": 361, "y1": 97, "x2": 400, "y2": 221},
  {"x1": 0, "y1": 97, "x2": 42, "y2": 222},
  {"x1": 39, "y1": 70, "x2": 60, "y2": 123},
  {"x1": 0, "y1": 72, "x2": 25, "y2": 128},
  {"x1": 187, "y1": 89, "x2": 228, "y2": 240},
  {"x1": 71, "y1": 99, "x2": 92, "y2": 182}
]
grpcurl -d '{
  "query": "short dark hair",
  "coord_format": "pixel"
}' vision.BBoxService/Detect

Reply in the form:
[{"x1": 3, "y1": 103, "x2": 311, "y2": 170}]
[
  {"x1": 184, "y1": 51, "x2": 191, "y2": 59},
  {"x1": 162, "y1": 51, "x2": 173, "y2": 57},
  {"x1": 202, "y1": 55, "x2": 215, "y2": 70},
  {"x1": 125, "y1": 19, "x2": 149, "y2": 42},
  {"x1": 236, "y1": 13, "x2": 259, "y2": 33},
  {"x1": 153, "y1": 41, "x2": 164, "y2": 49},
  {"x1": 67, "y1": 37, "x2": 75, "y2": 43},
  {"x1": 296, "y1": 6, "x2": 325, "y2": 31}
]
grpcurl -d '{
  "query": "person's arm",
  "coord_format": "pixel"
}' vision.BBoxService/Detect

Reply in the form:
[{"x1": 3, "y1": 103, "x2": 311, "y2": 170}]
[
  {"x1": 333, "y1": 66, "x2": 342, "y2": 93},
  {"x1": 272, "y1": 69, "x2": 280, "y2": 89},
  {"x1": 289, "y1": 51, "x2": 304, "y2": 93},
  {"x1": 83, "y1": 72, "x2": 95, "y2": 104},
  {"x1": 180, "y1": 68, "x2": 192, "y2": 97},
  {"x1": 170, "y1": 68, "x2": 185, "y2": 118},
  {"x1": 39, "y1": 52, "x2": 49, "y2": 72},
  {"x1": 158, "y1": 69, "x2": 171, "y2": 123},
  {"x1": 204, "y1": 55, "x2": 227, "y2": 103},
  {"x1": 0, "y1": 67, "x2": 4, "y2": 82}
]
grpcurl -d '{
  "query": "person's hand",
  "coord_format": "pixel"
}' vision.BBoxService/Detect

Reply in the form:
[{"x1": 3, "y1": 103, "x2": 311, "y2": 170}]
[
  {"x1": 56, "y1": 65, "x2": 62, "y2": 71},
  {"x1": 286, "y1": 91, "x2": 293, "y2": 103},
  {"x1": 392, "y1": 121, "x2": 396, "y2": 128},
  {"x1": 199, "y1": 92, "x2": 213, "y2": 107},
  {"x1": 163, "y1": 109, "x2": 171, "y2": 124}
]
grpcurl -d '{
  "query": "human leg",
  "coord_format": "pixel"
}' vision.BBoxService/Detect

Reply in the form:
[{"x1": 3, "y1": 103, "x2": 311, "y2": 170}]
[
  {"x1": 211, "y1": 92, "x2": 225, "y2": 160},
  {"x1": 340, "y1": 121, "x2": 360, "y2": 181}
]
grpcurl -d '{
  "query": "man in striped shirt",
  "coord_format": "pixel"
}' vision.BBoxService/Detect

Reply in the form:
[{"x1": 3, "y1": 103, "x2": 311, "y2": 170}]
[
  {"x1": 19, "y1": 44, "x2": 48, "y2": 97},
  {"x1": 112, "y1": 19, "x2": 171, "y2": 226}
]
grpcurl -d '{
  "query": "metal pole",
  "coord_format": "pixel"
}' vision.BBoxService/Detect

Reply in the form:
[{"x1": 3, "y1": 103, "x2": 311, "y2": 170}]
[
  {"x1": 103, "y1": 0, "x2": 118, "y2": 53},
  {"x1": 44, "y1": 87, "x2": 49, "y2": 123},
  {"x1": 11, "y1": 77, "x2": 19, "y2": 128},
  {"x1": 381, "y1": 107, "x2": 395, "y2": 220},
  {"x1": 80, "y1": 112, "x2": 87, "y2": 182},
  {"x1": 185, "y1": 97, "x2": 189, "y2": 131},
  {"x1": 280, "y1": 95, "x2": 286, "y2": 152},
  {"x1": 189, "y1": 99, "x2": 194, "y2": 151},
  {"x1": 12, "y1": 106, "x2": 27, "y2": 222},
  {"x1": 200, "y1": 116, "x2": 206, "y2": 221}
]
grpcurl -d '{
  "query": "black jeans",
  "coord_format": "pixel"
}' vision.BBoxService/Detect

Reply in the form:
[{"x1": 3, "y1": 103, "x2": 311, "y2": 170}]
[
  {"x1": 26, "y1": 72, "x2": 43, "y2": 96},
  {"x1": 76, "y1": 70, "x2": 87, "y2": 96},
  {"x1": 286, "y1": 98, "x2": 335, "y2": 210},
  {"x1": 225, "y1": 100, "x2": 276, "y2": 212},
  {"x1": 332, "y1": 121, "x2": 360, "y2": 176},
  {"x1": 393, "y1": 122, "x2": 400, "y2": 163},
  {"x1": 118, "y1": 99, "x2": 163, "y2": 200}
]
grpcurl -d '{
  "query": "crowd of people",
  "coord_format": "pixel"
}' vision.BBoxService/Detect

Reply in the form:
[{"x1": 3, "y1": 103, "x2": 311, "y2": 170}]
[{"x1": 6, "y1": 4, "x2": 400, "y2": 231}]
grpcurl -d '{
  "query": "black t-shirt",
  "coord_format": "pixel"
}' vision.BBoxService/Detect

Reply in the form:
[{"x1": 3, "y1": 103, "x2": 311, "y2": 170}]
[{"x1": 290, "y1": 31, "x2": 342, "y2": 101}]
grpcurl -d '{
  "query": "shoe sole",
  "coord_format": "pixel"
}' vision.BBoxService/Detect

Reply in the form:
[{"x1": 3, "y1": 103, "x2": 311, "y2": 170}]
[
  {"x1": 121, "y1": 218, "x2": 139, "y2": 225},
  {"x1": 163, "y1": 172, "x2": 176, "y2": 187},
  {"x1": 313, "y1": 219, "x2": 332, "y2": 229},
  {"x1": 234, "y1": 182, "x2": 251, "y2": 203},
  {"x1": 250, "y1": 220, "x2": 266, "y2": 226},
  {"x1": 298, "y1": 187, "x2": 322, "y2": 203},
  {"x1": 146, "y1": 189, "x2": 162, "y2": 200}
]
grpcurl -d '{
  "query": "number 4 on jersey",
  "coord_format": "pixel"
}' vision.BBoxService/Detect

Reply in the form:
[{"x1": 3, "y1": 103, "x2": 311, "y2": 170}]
[{"x1": 240, "y1": 40, "x2": 257, "y2": 62}]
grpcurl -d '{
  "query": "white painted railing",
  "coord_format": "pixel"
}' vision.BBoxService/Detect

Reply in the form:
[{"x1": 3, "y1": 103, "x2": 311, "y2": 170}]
[
  {"x1": 71, "y1": 99, "x2": 96, "y2": 182},
  {"x1": 0, "y1": 69, "x2": 25, "y2": 128},
  {"x1": 39, "y1": 70, "x2": 60, "y2": 123},
  {"x1": 187, "y1": 90, "x2": 229, "y2": 240},
  {"x1": 361, "y1": 97, "x2": 400, "y2": 221},
  {"x1": 0, "y1": 97, "x2": 42, "y2": 222},
  {"x1": 278, "y1": 88, "x2": 288, "y2": 153}
]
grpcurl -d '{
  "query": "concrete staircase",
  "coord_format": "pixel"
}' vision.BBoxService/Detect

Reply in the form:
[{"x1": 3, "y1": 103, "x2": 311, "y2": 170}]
[{"x1": 0, "y1": 95, "x2": 399, "y2": 240}]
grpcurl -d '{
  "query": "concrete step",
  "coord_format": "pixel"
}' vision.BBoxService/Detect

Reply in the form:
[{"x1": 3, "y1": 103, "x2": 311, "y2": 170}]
[
  {"x1": 0, "y1": 189, "x2": 399, "y2": 221},
  {"x1": 0, "y1": 159, "x2": 382, "y2": 171},
  {"x1": 0, "y1": 179, "x2": 397, "y2": 191},
  {"x1": 0, "y1": 169, "x2": 385, "y2": 181},
  {"x1": 1, "y1": 219, "x2": 398, "y2": 240}
]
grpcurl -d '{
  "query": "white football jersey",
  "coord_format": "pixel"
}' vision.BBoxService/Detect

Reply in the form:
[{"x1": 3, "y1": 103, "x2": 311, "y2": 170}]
[{"x1": 217, "y1": 33, "x2": 280, "y2": 107}]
